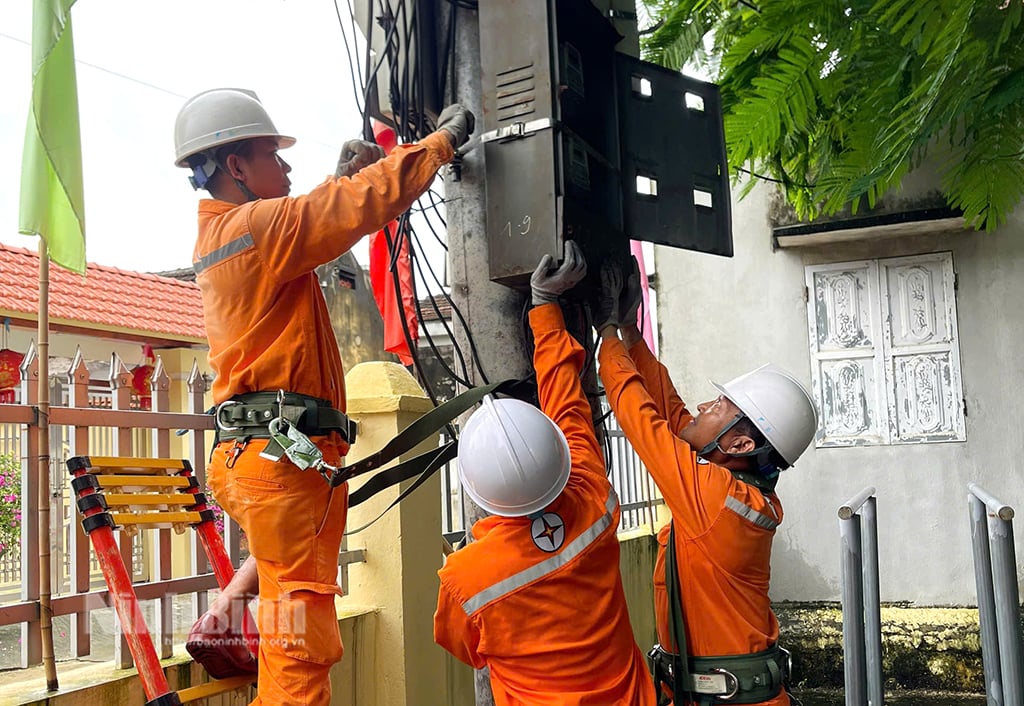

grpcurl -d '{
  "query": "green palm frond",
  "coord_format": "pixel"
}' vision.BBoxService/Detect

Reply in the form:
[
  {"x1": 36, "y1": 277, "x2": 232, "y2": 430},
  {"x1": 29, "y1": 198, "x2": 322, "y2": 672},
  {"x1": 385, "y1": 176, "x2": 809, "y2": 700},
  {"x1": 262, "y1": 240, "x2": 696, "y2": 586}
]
[
  {"x1": 943, "y1": 101, "x2": 1024, "y2": 230},
  {"x1": 640, "y1": 0, "x2": 722, "y2": 71},
  {"x1": 726, "y1": 36, "x2": 819, "y2": 165},
  {"x1": 640, "y1": 0, "x2": 1024, "y2": 228}
]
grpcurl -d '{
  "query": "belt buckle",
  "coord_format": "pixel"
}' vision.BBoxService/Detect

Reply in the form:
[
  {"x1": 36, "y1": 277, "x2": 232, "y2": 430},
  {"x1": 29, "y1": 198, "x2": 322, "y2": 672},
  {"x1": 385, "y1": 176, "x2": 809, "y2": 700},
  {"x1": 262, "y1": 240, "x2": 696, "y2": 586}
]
[{"x1": 215, "y1": 400, "x2": 242, "y2": 432}]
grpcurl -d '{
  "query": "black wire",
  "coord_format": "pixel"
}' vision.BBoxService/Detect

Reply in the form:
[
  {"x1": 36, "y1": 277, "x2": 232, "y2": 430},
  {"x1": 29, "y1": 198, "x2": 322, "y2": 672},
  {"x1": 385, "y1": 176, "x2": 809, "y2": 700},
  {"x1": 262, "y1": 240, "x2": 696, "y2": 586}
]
[
  {"x1": 380, "y1": 222, "x2": 459, "y2": 437},
  {"x1": 438, "y1": 0, "x2": 456, "y2": 103},
  {"x1": 338, "y1": 0, "x2": 494, "y2": 396},
  {"x1": 449, "y1": 0, "x2": 457, "y2": 111},
  {"x1": 408, "y1": 226, "x2": 490, "y2": 384},
  {"x1": 408, "y1": 236, "x2": 473, "y2": 388},
  {"x1": 410, "y1": 193, "x2": 449, "y2": 248},
  {"x1": 735, "y1": 166, "x2": 812, "y2": 189},
  {"x1": 333, "y1": 0, "x2": 366, "y2": 114},
  {"x1": 424, "y1": 188, "x2": 448, "y2": 228}
]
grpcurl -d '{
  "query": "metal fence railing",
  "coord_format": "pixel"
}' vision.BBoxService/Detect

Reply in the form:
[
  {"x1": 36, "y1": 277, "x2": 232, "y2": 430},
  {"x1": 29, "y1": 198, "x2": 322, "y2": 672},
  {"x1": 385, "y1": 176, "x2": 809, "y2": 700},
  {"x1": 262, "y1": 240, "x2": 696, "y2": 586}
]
[
  {"x1": 0, "y1": 346, "x2": 366, "y2": 675},
  {"x1": 838, "y1": 486, "x2": 883, "y2": 706},
  {"x1": 0, "y1": 350, "x2": 221, "y2": 671},
  {"x1": 968, "y1": 483, "x2": 1024, "y2": 706},
  {"x1": 439, "y1": 408, "x2": 664, "y2": 541}
]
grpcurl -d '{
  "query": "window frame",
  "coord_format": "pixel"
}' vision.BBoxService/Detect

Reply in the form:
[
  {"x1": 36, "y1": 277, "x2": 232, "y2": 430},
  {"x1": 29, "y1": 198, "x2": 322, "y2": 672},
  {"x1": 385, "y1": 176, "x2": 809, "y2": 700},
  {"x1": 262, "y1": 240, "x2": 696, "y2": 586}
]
[{"x1": 805, "y1": 251, "x2": 965, "y2": 448}]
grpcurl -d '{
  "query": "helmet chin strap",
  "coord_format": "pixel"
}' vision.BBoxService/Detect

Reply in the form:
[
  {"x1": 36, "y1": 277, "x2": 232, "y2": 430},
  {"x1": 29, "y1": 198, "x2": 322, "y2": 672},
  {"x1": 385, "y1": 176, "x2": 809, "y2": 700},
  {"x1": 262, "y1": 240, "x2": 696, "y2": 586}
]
[
  {"x1": 698, "y1": 413, "x2": 779, "y2": 478},
  {"x1": 189, "y1": 152, "x2": 260, "y2": 202},
  {"x1": 231, "y1": 175, "x2": 260, "y2": 202}
]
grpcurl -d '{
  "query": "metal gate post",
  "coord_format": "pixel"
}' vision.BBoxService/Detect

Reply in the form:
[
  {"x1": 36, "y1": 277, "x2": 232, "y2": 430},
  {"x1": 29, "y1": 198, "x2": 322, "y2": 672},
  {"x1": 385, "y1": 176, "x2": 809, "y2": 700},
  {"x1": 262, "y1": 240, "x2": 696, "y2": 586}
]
[
  {"x1": 969, "y1": 492, "x2": 1004, "y2": 706},
  {"x1": 968, "y1": 483, "x2": 1024, "y2": 706},
  {"x1": 839, "y1": 486, "x2": 883, "y2": 706}
]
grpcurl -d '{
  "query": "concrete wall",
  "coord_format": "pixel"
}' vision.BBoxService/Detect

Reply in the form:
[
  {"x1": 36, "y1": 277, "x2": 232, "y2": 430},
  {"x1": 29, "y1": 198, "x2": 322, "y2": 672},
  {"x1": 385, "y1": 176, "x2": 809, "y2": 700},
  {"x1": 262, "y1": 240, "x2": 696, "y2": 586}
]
[{"x1": 654, "y1": 175, "x2": 1024, "y2": 605}]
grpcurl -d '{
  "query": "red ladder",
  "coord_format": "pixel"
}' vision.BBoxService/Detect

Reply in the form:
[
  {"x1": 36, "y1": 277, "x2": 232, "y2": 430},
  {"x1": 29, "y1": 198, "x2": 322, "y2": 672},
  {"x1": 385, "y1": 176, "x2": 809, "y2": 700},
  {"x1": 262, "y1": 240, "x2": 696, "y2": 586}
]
[{"x1": 67, "y1": 455, "x2": 257, "y2": 705}]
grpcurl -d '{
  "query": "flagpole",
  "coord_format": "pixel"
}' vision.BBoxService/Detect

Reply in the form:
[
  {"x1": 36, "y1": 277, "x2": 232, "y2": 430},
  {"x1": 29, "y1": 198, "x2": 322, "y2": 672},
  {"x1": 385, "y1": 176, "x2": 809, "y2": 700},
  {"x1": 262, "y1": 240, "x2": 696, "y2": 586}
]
[{"x1": 37, "y1": 243, "x2": 58, "y2": 690}]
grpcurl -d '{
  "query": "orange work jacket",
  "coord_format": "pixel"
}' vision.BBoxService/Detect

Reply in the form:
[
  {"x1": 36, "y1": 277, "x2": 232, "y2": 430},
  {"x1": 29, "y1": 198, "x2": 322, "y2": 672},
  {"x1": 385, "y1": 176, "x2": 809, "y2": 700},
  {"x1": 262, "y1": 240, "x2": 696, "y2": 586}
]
[
  {"x1": 434, "y1": 304, "x2": 656, "y2": 706},
  {"x1": 193, "y1": 131, "x2": 453, "y2": 408},
  {"x1": 598, "y1": 337, "x2": 789, "y2": 706}
]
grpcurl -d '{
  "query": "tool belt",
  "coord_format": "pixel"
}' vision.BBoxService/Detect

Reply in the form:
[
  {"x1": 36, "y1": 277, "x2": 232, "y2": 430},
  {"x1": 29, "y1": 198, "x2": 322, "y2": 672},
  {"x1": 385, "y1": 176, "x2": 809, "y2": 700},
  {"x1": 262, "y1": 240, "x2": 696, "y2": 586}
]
[
  {"x1": 647, "y1": 643, "x2": 789, "y2": 705},
  {"x1": 214, "y1": 391, "x2": 356, "y2": 446}
]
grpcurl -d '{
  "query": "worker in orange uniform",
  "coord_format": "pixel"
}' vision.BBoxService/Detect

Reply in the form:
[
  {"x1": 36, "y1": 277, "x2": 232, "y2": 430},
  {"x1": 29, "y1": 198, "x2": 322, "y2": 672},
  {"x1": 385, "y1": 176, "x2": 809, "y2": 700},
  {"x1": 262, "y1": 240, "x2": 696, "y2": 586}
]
[
  {"x1": 172, "y1": 87, "x2": 474, "y2": 705},
  {"x1": 434, "y1": 241, "x2": 657, "y2": 706},
  {"x1": 594, "y1": 262, "x2": 818, "y2": 706}
]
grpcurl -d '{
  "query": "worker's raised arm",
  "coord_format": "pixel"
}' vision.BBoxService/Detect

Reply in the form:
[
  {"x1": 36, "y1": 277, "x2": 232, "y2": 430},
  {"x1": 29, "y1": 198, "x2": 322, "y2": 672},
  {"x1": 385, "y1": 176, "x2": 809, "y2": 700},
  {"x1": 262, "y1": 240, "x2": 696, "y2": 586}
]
[
  {"x1": 249, "y1": 131, "x2": 453, "y2": 282},
  {"x1": 528, "y1": 241, "x2": 606, "y2": 479},
  {"x1": 616, "y1": 258, "x2": 693, "y2": 434},
  {"x1": 251, "y1": 104, "x2": 474, "y2": 282}
]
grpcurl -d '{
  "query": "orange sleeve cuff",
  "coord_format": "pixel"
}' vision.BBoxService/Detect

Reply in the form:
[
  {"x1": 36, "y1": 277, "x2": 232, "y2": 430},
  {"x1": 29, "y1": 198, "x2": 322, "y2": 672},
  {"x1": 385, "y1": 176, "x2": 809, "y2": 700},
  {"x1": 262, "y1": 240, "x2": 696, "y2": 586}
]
[{"x1": 424, "y1": 131, "x2": 456, "y2": 164}]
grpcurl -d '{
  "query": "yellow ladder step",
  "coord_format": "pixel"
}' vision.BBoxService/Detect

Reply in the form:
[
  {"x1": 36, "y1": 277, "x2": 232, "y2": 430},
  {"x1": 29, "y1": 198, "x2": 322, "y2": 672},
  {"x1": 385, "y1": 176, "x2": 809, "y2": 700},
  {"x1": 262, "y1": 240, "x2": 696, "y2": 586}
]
[
  {"x1": 110, "y1": 511, "x2": 204, "y2": 526},
  {"x1": 102, "y1": 493, "x2": 198, "y2": 507},
  {"x1": 177, "y1": 675, "x2": 256, "y2": 703}
]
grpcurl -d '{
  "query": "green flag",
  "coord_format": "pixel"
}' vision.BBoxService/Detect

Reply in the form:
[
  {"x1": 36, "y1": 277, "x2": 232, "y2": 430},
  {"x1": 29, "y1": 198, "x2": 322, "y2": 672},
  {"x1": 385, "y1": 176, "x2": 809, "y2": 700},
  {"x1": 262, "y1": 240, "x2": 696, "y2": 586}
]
[{"x1": 19, "y1": 0, "x2": 86, "y2": 274}]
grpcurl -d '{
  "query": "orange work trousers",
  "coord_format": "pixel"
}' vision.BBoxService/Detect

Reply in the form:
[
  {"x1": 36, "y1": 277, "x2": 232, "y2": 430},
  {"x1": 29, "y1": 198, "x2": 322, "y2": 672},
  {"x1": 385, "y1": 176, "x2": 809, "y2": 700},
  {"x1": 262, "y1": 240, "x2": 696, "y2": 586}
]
[{"x1": 207, "y1": 432, "x2": 349, "y2": 706}]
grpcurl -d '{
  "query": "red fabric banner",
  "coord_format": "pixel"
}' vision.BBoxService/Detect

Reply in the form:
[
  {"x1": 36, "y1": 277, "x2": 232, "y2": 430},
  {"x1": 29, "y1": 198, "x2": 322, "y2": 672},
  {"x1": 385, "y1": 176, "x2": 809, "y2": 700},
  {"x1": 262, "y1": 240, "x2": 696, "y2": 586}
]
[{"x1": 368, "y1": 121, "x2": 418, "y2": 366}]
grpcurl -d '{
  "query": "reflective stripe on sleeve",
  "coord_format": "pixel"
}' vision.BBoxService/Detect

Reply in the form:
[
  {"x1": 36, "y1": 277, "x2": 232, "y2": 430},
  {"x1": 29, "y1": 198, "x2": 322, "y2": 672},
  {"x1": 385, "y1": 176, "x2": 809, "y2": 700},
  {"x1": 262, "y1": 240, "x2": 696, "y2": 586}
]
[
  {"x1": 461, "y1": 488, "x2": 619, "y2": 617},
  {"x1": 725, "y1": 495, "x2": 779, "y2": 530},
  {"x1": 193, "y1": 233, "x2": 255, "y2": 275}
]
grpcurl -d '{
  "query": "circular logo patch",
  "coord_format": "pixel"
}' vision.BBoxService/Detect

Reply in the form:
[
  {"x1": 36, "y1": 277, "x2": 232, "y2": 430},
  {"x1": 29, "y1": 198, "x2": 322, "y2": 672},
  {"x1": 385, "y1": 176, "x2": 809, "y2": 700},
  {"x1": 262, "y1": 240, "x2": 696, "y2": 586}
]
[{"x1": 530, "y1": 512, "x2": 566, "y2": 553}]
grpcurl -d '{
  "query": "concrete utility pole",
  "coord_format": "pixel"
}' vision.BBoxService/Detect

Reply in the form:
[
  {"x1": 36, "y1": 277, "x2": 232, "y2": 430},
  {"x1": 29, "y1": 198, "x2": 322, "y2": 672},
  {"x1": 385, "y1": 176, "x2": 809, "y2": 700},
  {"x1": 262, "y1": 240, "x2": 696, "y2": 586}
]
[
  {"x1": 443, "y1": 4, "x2": 527, "y2": 705},
  {"x1": 442, "y1": 3, "x2": 642, "y2": 704}
]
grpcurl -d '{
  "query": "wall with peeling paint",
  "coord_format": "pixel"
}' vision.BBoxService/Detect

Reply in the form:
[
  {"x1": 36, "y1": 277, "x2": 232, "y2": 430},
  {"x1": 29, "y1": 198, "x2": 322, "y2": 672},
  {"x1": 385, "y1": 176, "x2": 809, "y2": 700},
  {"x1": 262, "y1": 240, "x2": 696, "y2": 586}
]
[{"x1": 654, "y1": 159, "x2": 1024, "y2": 605}]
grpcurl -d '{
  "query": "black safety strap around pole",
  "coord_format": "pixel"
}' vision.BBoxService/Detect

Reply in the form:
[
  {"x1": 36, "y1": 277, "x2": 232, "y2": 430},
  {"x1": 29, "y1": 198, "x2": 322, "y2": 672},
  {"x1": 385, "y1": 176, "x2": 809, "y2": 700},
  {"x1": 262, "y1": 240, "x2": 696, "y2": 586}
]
[
  {"x1": 328, "y1": 378, "x2": 533, "y2": 535},
  {"x1": 329, "y1": 377, "x2": 530, "y2": 486},
  {"x1": 348, "y1": 440, "x2": 458, "y2": 507},
  {"x1": 344, "y1": 441, "x2": 458, "y2": 535}
]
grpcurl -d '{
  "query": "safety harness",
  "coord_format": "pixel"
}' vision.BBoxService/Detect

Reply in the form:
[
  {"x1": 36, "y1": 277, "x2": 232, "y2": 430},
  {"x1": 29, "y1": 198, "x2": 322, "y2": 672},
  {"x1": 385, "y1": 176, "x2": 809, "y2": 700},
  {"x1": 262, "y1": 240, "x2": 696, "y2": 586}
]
[
  {"x1": 649, "y1": 511, "x2": 790, "y2": 704},
  {"x1": 211, "y1": 380, "x2": 531, "y2": 518}
]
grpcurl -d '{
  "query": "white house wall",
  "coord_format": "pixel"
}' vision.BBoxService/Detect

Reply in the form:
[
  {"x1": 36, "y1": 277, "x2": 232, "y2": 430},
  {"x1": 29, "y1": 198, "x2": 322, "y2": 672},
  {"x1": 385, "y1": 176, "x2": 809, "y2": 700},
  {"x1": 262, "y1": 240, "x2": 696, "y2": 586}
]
[{"x1": 654, "y1": 178, "x2": 1024, "y2": 605}]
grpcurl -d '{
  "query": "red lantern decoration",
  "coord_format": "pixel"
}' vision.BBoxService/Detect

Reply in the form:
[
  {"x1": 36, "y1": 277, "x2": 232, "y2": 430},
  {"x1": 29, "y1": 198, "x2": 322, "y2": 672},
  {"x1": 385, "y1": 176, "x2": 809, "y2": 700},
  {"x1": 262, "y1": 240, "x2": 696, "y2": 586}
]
[
  {"x1": 130, "y1": 344, "x2": 156, "y2": 411},
  {"x1": 0, "y1": 317, "x2": 22, "y2": 404},
  {"x1": 0, "y1": 348, "x2": 22, "y2": 393}
]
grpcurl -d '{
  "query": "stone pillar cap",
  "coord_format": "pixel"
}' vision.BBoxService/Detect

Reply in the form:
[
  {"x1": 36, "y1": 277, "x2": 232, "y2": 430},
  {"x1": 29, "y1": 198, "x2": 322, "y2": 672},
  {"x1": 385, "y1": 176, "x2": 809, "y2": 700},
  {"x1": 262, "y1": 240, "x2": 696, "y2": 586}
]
[{"x1": 345, "y1": 361, "x2": 435, "y2": 414}]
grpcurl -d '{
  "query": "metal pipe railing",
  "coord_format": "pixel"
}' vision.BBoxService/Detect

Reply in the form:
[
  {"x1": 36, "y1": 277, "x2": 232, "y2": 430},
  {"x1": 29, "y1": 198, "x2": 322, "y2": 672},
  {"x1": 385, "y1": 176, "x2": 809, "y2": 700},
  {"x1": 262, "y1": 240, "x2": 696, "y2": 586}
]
[
  {"x1": 968, "y1": 483, "x2": 1023, "y2": 706},
  {"x1": 839, "y1": 486, "x2": 884, "y2": 706}
]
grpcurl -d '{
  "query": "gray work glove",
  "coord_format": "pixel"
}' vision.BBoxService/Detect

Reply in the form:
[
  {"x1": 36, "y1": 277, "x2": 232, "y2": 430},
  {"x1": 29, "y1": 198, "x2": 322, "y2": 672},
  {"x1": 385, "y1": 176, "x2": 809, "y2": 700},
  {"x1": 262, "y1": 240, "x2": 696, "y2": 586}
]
[
  {"x1": 620, "y1": 256, "x2": 642, "y2": 328},
  {"x1": 336, "y1": 139, "x2": 386, "y2": 178},
  {"x1": 594, "y1": 262, "x2": 624, "y2": 332},
  {"x1": 436, "y1": 103, "x2": 476, "y2": 149},
  {"x1": 530, "y1": 240, "x2": 587, "y2": 306}
]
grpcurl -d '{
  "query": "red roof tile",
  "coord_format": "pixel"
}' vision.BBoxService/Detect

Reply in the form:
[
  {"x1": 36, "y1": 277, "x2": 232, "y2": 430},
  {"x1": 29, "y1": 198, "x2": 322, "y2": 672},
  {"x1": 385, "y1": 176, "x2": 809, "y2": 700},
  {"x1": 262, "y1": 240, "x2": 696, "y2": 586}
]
[{"x1": 0, "y1": 243, "x2": 205, "y2": 341}]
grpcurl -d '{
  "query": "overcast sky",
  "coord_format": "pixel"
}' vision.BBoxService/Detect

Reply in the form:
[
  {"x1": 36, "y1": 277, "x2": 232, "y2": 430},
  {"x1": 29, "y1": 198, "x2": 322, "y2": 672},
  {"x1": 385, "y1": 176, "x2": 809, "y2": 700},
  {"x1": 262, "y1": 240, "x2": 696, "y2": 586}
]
[{"x1": 0, "y1": 0, "x2": 379, "y2": 274}]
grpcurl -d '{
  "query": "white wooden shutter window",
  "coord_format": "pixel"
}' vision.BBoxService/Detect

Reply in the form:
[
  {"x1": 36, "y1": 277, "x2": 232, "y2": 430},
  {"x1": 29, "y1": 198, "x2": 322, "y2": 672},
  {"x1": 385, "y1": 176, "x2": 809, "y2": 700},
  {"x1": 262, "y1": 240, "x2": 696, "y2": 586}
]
[
  {"x1": 805, "y1": 261, "x2": 887, "y2": 446},
  {"x1": 805, "y1": 252, "x2": 965, "y2": 447},
  {"x1": 881, "y1": 252, "x2": 965, "y2": 443}
]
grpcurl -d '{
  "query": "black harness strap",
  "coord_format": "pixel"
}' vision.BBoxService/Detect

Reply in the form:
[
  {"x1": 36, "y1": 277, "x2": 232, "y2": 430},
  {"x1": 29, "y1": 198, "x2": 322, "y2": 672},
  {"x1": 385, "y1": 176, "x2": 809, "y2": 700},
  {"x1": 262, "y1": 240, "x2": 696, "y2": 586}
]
[
  {"x1": 329, "y1": 378, "x2": 528, "y2": 486},
  {"x1": 665, "y1": 520, "x2": 690, "y2": 703},
  {"x1": 327, "y1": 379, "x2": 534, "y2": 534},
  {"x1": 344, "y1": 441, "x2": 458, "y2": 535}
]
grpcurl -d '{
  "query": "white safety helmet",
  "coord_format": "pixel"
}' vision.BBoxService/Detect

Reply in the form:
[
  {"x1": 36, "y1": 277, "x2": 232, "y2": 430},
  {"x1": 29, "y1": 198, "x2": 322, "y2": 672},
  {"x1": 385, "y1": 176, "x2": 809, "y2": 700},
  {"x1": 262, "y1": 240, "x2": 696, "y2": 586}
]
[
  {"x1": 173, "y1": 88, "x2": 295, "y2": 168},
  {"x1": 457, "y1": 396, "x2": 572, "y2": 517},
  {"x1": 711, "y1": 363, "x2": 818, "y2": 467}
]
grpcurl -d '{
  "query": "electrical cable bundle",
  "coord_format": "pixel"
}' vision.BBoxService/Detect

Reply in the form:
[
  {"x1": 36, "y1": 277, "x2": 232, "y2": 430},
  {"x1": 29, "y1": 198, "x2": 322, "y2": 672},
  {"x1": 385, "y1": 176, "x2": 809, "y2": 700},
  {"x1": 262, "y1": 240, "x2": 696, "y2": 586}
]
[
  {"x1": 333, "y1": 0, "x2": 488, "y2": 415},
  {"x1": 334, "y1": 0, "x2": 607, "y2": 447}
]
